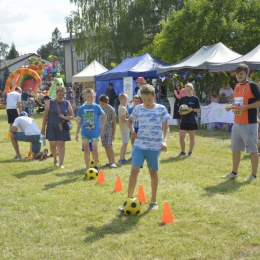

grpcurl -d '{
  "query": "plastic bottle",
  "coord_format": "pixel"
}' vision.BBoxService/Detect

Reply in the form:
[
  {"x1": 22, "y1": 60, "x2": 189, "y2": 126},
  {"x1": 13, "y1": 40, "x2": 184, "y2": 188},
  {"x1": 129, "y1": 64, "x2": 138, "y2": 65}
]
[{"x1": 40, "y1": 134, "x2": 46, "y2": 146}]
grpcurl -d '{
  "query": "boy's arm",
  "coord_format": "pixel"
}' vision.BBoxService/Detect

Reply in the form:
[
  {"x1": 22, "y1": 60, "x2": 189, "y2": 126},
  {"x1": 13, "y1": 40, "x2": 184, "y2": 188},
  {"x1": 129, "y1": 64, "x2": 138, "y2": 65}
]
[
  {"x1": 75, "y1": 116, "x2": 81, "y2": 142},
  {"x1": 161, "y1": 121, "x2": 170, "y2": 152},
  {"x1": 100, "y1": 113, "x2": 107, "y2": 134},
  {"x1": 112, "y1": 116, "x2": 116, "y2": 140},
  {"x1": 120, "y1": 114, "x2": 128, "y2": 123},
  {"x1": 127, "y1": 118, "x2": 135, "y2": 134}
]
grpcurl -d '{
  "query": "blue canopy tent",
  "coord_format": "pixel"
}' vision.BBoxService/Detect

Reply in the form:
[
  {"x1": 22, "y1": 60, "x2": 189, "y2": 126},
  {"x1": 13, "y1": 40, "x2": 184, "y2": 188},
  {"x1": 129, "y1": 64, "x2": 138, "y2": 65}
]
[{"x1": 94, "y1": 53, "x2": 169, "y2": 102}]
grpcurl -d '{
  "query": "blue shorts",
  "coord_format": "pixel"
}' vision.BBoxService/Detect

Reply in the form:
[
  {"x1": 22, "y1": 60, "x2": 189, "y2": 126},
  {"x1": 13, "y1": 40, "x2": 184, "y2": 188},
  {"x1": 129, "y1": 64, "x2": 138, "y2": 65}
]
[
  {"x1": 82, "y1": 135, "x2": 99, "y2": 142},
  {"x1": 132, "y1": 146, "x2": 160, "y2": 171},
  {"x1": 13, "y1": 132, "x2": 41, "y2": 154}
]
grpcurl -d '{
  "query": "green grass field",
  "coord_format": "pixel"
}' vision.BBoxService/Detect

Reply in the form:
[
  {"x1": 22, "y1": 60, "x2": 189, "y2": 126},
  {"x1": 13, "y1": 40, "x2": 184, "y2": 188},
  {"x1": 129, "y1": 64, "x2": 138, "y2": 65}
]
[{"x1": 0, "y1": 109, "x2": 260, "y2": 260}]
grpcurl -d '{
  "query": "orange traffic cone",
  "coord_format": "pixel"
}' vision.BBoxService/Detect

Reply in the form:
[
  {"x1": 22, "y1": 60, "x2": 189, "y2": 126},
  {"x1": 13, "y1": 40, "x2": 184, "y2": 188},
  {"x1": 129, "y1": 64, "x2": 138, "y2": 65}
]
[
  {"x1": 28, "y1": 151, "x2": 33, "y2": 158},
  {"x1": 137, "y1": 184, "x2": 147, "y2": 203},
  {"x1": 114, "y1": 176, "x2": 123, "y2": 192},
  {"x1": 96, "y1": 169, "x2": 105, "y2": 184},
  {"x1": 162, "y1": 201, "x2": 175, "y2": 224}
]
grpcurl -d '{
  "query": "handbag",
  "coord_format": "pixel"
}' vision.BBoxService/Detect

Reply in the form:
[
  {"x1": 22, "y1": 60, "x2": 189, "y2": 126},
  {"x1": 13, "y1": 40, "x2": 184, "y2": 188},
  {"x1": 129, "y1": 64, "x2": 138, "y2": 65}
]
[
  {"x1": 63, "y1": 120, "x2": 73, "y2": 130},
  {"x1": 55, "y1": 99, "x2": 73, "y2": 131}
]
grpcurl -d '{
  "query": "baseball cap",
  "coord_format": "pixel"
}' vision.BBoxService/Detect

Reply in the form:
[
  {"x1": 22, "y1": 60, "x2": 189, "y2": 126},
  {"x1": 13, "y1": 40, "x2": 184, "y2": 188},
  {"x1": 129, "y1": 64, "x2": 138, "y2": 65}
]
[
  {"x1": 43, "y1": 95, "x2": 51, "y2": 100},
  {"x1": 20, "y1": 111, "x2": 28, "y2": 116},
  {"x1": 136, "y1": 77, "x2": 146, "y2": 84}
]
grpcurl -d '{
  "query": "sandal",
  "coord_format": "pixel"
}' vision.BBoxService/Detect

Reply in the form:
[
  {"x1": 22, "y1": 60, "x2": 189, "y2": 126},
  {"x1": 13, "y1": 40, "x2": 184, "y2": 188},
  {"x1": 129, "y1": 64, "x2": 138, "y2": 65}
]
[{"x1": 40, "y1": 149, "x2": 48, "y2": 160}]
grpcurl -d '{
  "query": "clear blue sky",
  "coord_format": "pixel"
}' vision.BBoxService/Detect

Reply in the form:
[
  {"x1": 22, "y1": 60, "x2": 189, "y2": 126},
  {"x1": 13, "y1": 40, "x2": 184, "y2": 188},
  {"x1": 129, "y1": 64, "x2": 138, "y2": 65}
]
[{"x1": 0, "y1": 0, "x2": 76, "y2": 55}]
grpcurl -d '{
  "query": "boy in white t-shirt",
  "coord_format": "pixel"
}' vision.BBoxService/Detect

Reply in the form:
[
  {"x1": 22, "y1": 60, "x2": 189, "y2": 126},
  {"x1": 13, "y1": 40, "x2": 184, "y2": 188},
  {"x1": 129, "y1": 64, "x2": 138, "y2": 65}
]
[{"x1": 118, "y1": 84, "x2": 170, "y2": 212}]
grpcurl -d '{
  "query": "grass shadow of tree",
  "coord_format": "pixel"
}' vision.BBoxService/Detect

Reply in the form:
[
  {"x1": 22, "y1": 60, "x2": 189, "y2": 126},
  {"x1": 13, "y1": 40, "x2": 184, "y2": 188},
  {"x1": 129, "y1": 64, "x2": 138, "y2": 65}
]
[
  {"x1": 84, "y1": 208, "x2": 150, "y2": 243},
  {"x1": 43, "y1": 169, "x2": 86, "y2": 190},
  {"x1": 13, "y1": 166, "x2": 55, "y2": 178},
  {"x1": 201, "y1": 179, "x2": 250, "y2": 197}
]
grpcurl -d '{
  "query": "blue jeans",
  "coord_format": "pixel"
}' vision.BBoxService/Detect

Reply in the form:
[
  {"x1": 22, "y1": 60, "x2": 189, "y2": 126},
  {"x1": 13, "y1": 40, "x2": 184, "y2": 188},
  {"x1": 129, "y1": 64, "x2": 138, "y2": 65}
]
[{"x1": 13, "y1": 132, "x2": 41, "y2": 154}]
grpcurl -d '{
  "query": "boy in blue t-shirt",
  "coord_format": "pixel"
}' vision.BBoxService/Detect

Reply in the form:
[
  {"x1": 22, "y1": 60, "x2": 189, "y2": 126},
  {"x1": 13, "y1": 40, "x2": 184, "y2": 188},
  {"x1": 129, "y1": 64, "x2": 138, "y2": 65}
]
[
  {"x1": 76, "y1": 88, "x2": 107, "y2": 170},
  {"x1": 118, "y1": 84, "x2": 170, "y2": 212}
]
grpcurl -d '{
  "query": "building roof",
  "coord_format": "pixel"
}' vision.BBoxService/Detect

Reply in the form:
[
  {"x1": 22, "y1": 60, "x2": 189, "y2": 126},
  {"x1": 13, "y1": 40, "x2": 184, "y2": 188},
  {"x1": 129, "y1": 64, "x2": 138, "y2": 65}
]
[
  {"x1": 0, "y1": 53, "x2": 40, "y2": 71},
  {"x1": 58, "y1": 35, "x2": 77, "y2": 44}
]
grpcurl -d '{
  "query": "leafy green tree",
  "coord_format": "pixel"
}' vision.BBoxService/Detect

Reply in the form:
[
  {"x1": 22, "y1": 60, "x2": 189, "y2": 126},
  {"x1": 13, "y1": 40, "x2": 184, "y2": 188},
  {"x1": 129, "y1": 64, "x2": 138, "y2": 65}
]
[
  {"x1": 67, "y1": 0, "x2": 184, "y2": 68},
  {"x1": 144, "y1": 0, "x2": 260, "y2": 64},
  {"x1": 51, "y1": 27, "x2": 63, "y2": 57},
  {"x1": 0, "y1": 42, "x2": 9, "y2": 61},
  {"x1": 37, "y1": 28, "x2": 63, "y2": 60},
  {"x1": 5, "y1": 43, "x2": 19, "y2": 60}
]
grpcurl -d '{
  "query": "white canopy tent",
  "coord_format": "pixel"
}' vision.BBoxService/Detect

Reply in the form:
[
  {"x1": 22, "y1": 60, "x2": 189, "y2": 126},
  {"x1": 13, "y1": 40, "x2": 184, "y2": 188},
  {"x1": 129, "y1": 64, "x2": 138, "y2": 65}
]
[
  {"x1": 72, "y1": 60, "x2": 108, "y2": 83},
  {"x1": 157, "y1": 42, "x2": 241, "y2": 73}
]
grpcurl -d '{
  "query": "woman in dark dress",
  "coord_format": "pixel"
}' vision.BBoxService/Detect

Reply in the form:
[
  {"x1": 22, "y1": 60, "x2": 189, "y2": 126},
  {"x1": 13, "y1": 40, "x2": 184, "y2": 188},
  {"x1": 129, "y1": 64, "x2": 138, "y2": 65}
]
[
  {"x1": 41, "y1": 86, "x2": 74, "y2": 168},
  {"x1": 173, "y1": 82, "x2": 181, "y2": 126}
]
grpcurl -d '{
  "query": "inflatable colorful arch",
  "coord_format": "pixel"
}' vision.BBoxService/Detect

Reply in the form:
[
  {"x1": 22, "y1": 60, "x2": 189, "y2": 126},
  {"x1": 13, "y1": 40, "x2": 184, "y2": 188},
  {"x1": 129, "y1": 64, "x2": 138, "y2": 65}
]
[{"x1": 5, "y1": 67, "x2": 41, "y2": 92}]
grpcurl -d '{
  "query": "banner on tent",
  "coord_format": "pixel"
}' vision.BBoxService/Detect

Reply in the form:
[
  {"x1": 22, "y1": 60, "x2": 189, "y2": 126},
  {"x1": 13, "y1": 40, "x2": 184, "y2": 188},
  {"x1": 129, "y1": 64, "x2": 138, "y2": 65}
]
[
  {"x1": 123, "y1": 77, "x2": 133, "y2": 106},
  {"x1": 201, "y1": 102, "x2": 234, "y2": 124}
]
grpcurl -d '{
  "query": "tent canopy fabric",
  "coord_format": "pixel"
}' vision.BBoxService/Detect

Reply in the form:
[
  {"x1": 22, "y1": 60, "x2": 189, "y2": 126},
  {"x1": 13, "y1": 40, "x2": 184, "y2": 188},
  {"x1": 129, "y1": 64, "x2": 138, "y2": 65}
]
[
  {"x1": 72, "y1": 60, "x2": 108, "y2": 83},
  {"x1": 157, "y1": 42, "x2": 241, "y2": 74},
  {"x1": 208, "y1": 44, "x2": 260, "y2": 72},
  {"x1": 94, "y1": 53, "x2": 169, "y2": 81}
]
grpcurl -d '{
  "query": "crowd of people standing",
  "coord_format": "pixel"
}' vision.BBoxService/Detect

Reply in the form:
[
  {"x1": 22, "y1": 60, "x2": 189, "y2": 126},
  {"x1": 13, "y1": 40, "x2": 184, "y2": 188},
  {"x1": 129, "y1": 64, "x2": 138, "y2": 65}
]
[{"x1": 4, "y1": 63, "x2": 260, "y2": 213}]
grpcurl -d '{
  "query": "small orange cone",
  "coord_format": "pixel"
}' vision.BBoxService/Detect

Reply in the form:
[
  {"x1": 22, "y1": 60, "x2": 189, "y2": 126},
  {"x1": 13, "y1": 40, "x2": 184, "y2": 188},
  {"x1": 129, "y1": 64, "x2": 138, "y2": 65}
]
[
  {"x1": 114, "y1": 176, "x2": 123, "y2": 192},
  {"x1": 96, "y1": 169, "x2": 105, "y2": 184},
  {"x1": 28, "y1": 151, "x2": 33, "y2": 158},
  {"x1": 162, "y1": 201, "x2": 175, "y2": 224},
  {"x1": 137, "y1": 184, "x2": 147, "y2": 203}
]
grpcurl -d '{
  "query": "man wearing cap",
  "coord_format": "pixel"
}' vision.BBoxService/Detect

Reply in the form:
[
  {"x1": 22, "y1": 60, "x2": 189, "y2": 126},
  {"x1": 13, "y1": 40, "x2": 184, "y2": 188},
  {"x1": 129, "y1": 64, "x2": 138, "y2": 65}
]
[
  {"x1": 10, "y1": 111, "x2": 43, "y2": 160},
  {"x1": 105, "y1": 83, "x2": 117, "y2": 107}
]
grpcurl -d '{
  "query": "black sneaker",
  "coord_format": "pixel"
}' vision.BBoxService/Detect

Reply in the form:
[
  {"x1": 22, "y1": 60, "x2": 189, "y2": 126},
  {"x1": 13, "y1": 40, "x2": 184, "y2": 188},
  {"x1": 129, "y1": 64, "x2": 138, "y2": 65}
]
[
  {"x1": 178, "y1": 151, "x2": 186, "y2": 157},
  {"x1": 149, "y1": 203, "x2": 158, "y2": 210},
  {"x1": 93, "y1": 166, "x2": 100, "y2": 173},
  {"x1": 188, "y1": 151, "x2": 192, "y2": 156}
]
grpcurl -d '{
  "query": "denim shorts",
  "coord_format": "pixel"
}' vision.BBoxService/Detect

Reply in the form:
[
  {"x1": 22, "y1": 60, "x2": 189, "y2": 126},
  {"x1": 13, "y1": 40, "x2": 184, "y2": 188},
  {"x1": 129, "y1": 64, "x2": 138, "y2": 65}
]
[
  {"x1": 132, "y1": 146, "x2": 160, "y2": 171},
  {"x1": 13, "y1": 132, "x2": 41, "y2": 154},
  {"x1": 82, "y1": 135, "x2": 99, "y2": 142}
]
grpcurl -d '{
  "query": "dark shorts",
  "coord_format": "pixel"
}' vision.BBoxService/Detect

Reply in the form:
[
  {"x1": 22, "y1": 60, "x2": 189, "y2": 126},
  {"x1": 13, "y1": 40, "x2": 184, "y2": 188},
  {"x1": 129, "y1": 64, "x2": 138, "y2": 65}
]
[
  {"x1": 46, "y1": 123, "x2": 71, "y2": 141},
  {"x1": 7, "y1": 109, "x2": 18, "y2": 124},
  {"x1": 180, "y1": 123, "x2": 198, "y2": 131}
]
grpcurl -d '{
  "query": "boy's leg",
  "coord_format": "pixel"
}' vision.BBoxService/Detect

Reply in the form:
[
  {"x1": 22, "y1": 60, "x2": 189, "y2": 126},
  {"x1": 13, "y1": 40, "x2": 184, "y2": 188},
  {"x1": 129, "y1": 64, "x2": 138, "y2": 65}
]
[
  {"x1": 120, "y1": 143, "x2": 128, "y2": 160},
  {"x1": 149, "y1": 168, "x2": 158, "y2": 203},
  {"x1": 128, "y1": 166, "x2": 140, "y2": 198},
  {"x1": 105, "y1": 146, "x2": 115, "y2": 164},
  {"x1": 82, "y1": 139, "x2": 90, "y2": 169},
  {"x1": 91, "y1": 140, "x2": 99, "y2": 167},
  {"x1": 250, "y1": 152, "x2": 259, "y2": 176},
  {"x1": 232, "y1": 151, "x2": 241, "y2": 173}
]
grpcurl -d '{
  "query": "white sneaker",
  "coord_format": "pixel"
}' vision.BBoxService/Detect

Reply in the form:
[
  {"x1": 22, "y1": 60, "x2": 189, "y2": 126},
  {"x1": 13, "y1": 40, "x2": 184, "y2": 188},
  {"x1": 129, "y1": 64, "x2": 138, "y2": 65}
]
[
  {"x1": 245, "y1": 174, "x2": 257, "y2": 181},
  {"x1": 109, "y1": 163, "x2": 117, "y2": 168},
  {"x1": 222, "y1": 172, "x2": 238, "y2": 179}
]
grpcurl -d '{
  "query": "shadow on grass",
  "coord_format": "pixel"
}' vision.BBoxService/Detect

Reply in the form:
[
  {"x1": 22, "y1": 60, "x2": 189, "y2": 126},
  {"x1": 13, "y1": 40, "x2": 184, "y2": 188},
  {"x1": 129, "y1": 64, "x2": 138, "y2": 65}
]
[
  {"x1": 13, "y1": 166, "x2": 55, "y2": 178},
  {"x1": 84, "y1": 208, "x2": 150, "y2": 243},
  {"x1": 202, "y1": 179, "x2": 250, "y2": 196},
  {"x1": 42, "y1": 169, "x2": 85, "y2": 190},
  {"x1": 160, "y1": 155, "x2": 189, "y2": 164}
]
